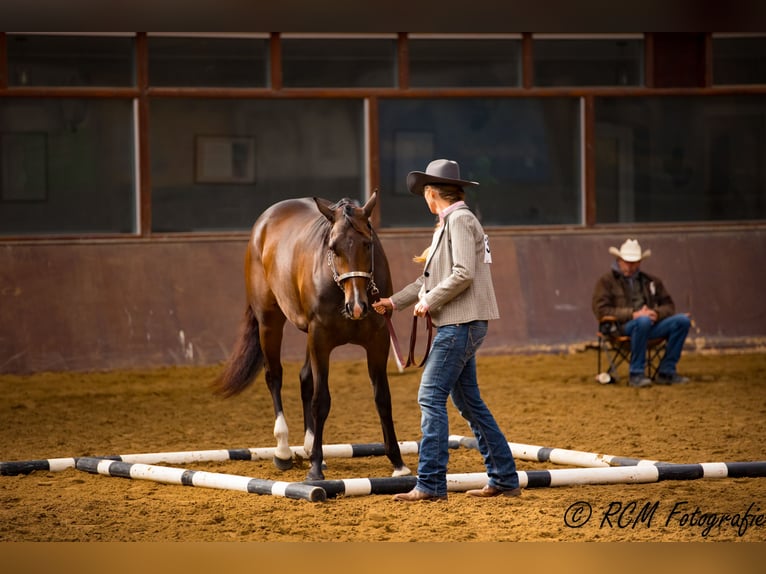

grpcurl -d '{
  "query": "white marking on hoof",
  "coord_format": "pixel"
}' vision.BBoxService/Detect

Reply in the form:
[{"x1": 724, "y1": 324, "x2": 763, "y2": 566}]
[
  {"x1": 392, "y1": 465, "x2": 412, "y2": 477},
  {"x1": 303, "y1": 429, "x2": 315, "y2": 457},
  {"x1": 273, "y1": 413, "x2": 292, "y2": 461}
]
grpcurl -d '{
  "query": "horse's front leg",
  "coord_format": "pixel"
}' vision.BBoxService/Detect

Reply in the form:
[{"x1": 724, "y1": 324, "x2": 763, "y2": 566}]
[
  {"x1": 300, "y1": 353, "x2": 331, "y2": 472},
  {"x1": 299, "y1": 353, "x2": 315, "y2": 458},
  {"x1": 306, "y1": 335, "x2": 332, "y2": 481},
  {"x1": 367, "y1": 334, "x2": 411, "y2": 477}
]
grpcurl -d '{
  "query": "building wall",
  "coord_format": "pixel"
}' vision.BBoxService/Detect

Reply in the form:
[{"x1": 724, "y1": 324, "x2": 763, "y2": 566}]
[{"x1": 2, "y1": 226, "x2": 764, "y2": 374}]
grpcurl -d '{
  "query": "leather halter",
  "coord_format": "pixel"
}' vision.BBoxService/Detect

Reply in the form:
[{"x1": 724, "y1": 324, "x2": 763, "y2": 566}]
[
  {"x1": 325, "y1": 215, "x2": 431, "y2": 368},
  {"x1": 326, "y1": 221, "x2": 379, "y2": 297}
]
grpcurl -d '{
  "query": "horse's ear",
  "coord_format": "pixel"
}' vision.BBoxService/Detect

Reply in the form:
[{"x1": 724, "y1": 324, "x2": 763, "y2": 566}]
[
  {"x1": 362, "y1": 190, "x2": 378, "y2": 219},
  {"x1": 314, "y1": 197, "x2": 335, "y2": 222}
]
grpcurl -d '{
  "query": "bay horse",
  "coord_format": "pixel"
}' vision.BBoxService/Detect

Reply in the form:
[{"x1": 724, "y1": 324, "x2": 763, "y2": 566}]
[{"x1": 214, "y1": 192, "x2": 411, "y2": 481}]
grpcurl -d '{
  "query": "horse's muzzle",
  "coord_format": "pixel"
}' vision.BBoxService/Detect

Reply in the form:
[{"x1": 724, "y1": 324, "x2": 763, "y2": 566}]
[{"x1": 345, "y1": 300, "x2": 369, "y2": 320}]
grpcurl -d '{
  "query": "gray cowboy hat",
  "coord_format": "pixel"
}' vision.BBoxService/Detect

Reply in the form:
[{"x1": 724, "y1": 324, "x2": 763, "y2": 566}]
[{"x1": 406, "y1": 159, "x2": 479, "y2": 196}]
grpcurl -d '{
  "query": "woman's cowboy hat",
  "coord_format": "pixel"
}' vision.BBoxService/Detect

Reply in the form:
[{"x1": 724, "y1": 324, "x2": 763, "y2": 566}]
[
  {"x1": 609, "y1": 238, "x2": 652, "y2": 262},
  {"x1": 406, "y1": 159, "x2": 479, "y2": 195}
]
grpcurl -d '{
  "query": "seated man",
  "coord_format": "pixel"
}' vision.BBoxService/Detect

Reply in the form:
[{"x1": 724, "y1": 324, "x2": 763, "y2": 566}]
[{"x1": 592, "y1": 238, "x2": 691, "y2": 387}]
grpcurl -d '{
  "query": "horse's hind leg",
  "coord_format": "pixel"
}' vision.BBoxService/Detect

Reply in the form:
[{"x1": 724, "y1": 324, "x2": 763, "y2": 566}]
[
  {"x1": 366, "y1": 339, "x2": 411, "y2": 477},
  {"x1": 259, "y1": 309, "x2": 293, "y2": 470}
]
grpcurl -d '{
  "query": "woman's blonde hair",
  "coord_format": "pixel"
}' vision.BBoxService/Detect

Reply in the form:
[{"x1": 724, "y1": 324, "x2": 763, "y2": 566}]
[
  {"x1": 413, "y1": 219, "x2": 443, "y2": 264},
  {"x1": 412, "y1": 247, "x2": 430, "y2": 264}
]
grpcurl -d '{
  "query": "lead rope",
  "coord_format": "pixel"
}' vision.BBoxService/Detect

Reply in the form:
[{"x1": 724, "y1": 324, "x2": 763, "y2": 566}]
[
  {"x1": 405, "y1": 313, "x2": 433, "y2": 368},
  {"x1": 384, "y1": 315, "x2": 406, "y2": 371},
  {"x1": 384, "y1": 312, "x2": 432, "y2": 370}
]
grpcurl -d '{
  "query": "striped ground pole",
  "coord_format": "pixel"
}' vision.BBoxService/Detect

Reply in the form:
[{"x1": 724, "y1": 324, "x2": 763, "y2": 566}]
[
  {"x1": 522, "y1": 461, "x2": 766, "y2": 487},
  {"x1": 0, "y1": 440, "x2": 429, "y2": 476},
  {"x1": 304, "y1": 461, "x2": 766, "y2": 498},
  {"x1": 450, "y1": 435, "x2": 666, "y2": 468},
  {"x1": 74, "y1": 457, "x2": 326, "y2": 502}
]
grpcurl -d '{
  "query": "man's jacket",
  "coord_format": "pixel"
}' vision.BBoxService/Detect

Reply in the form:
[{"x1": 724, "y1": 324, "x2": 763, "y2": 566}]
[{"x1": 592, "y1": 267, "x2": 676, "y2": 326}]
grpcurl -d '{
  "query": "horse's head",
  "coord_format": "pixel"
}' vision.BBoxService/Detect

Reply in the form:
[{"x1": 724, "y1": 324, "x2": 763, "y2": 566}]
[{"x1": 315, "y1": 192, "x2": 379, "y2": 320}]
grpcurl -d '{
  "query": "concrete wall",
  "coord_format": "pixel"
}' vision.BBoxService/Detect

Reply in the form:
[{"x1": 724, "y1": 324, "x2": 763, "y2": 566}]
[{"x1": 1, "y1": 226, "x2": 764, "y2": 374}]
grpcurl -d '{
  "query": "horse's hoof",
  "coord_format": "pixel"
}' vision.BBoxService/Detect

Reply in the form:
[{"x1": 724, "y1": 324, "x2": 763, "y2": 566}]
[
  {"x1": 392, "y1": 465, "x2": 412, "y2": 477},
  {"x1": 306, "y1": 468, "x2": 325, "y2": 481},
  {"x1": 273, "y1": 455, "x2": 293, "y2": 471}
]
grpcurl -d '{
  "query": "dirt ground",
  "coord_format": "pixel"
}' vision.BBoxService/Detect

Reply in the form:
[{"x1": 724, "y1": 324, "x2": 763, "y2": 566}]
[{"x1": 1, "y1": 349, "x2": 765, "y2": 544}]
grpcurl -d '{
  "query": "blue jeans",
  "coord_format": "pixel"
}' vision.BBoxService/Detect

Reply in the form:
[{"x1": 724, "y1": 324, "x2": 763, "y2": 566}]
[
  {"x1": 623, "y1": 313, "x2": 691, "y2": 376},
  {"x1": 414, "y1": 320, "x2": 519, "y2": 496}
]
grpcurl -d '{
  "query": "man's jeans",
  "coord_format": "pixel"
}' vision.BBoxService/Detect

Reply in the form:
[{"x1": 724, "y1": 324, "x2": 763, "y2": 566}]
[
  {"x1": 415, "y1": 320, "x2": 519, "y2": 496},
  {"x1": 623, "y1": 313, "x2": 692, "y2": 376}
]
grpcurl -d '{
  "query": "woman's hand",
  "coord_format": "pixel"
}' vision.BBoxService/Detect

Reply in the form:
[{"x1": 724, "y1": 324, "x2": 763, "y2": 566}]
[{"x1": 373, "y1": 298, "x2": 392, "y2": 315}]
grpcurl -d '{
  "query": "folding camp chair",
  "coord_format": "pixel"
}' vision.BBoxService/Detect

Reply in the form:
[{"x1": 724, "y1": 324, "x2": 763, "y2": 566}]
[{"x1": 595, "y1": 315, "x2": 667, "y2": 384}]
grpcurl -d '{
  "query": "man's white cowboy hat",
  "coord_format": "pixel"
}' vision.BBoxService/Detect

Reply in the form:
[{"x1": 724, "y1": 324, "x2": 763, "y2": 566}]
[
  {"x1": 609, "y1": 239, "x2": 652, "y2": 262},
  {"x1": 406, "y1": 159, "x2": 479, "y2": 196}
]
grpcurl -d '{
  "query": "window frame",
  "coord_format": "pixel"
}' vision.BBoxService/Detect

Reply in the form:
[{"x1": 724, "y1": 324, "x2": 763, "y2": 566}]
[{"x1": 1, "y1": 32, "x2": 765, "y2": 242}]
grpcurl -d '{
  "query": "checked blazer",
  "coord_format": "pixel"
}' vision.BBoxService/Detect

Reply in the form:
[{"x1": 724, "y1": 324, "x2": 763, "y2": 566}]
[{"x1": 390, "y1": 205, "x2": 500, "y2": 327}]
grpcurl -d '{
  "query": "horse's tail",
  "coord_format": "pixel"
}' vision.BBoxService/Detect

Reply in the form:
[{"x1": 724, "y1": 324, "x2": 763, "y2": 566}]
[{"x1": 213, "y1": 304, "x2": 264, "y2": 398}]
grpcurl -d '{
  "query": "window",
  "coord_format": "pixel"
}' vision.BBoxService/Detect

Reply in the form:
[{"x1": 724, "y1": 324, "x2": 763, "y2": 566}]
[
  {"x1": 6, "y1": 34, "x2": 135, "y2": 87},
  {"x1": 594, "y1": 95, "x2": 766, "y2": 223},
  {"x1": 713, "y1": 34, "x2": 766, "y2": 85},
  {"x1": 148, "y1": 35, "x2": 269, "y2": 87},
  {"x1": 2, "y1": 32, "x2": 762, "y2": 239},
  {"x1": 281, "y1": 35, "x2": 397, "y2": 88},
  {"x1": 378, "y1": 97, "x2": 581, "y2": 227},
  {"x1": 408, "y1": 35, "x2": 522, "y2": 88},
  {"x1": 0, "y1": 98, "x2": 136, "y2": 235},
  {"x1": 149, "y1": 98, "x2": 365, "y2": 232},
  {"x1": 533, "y1": 35, "x2": 644, "y2": 87}
]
